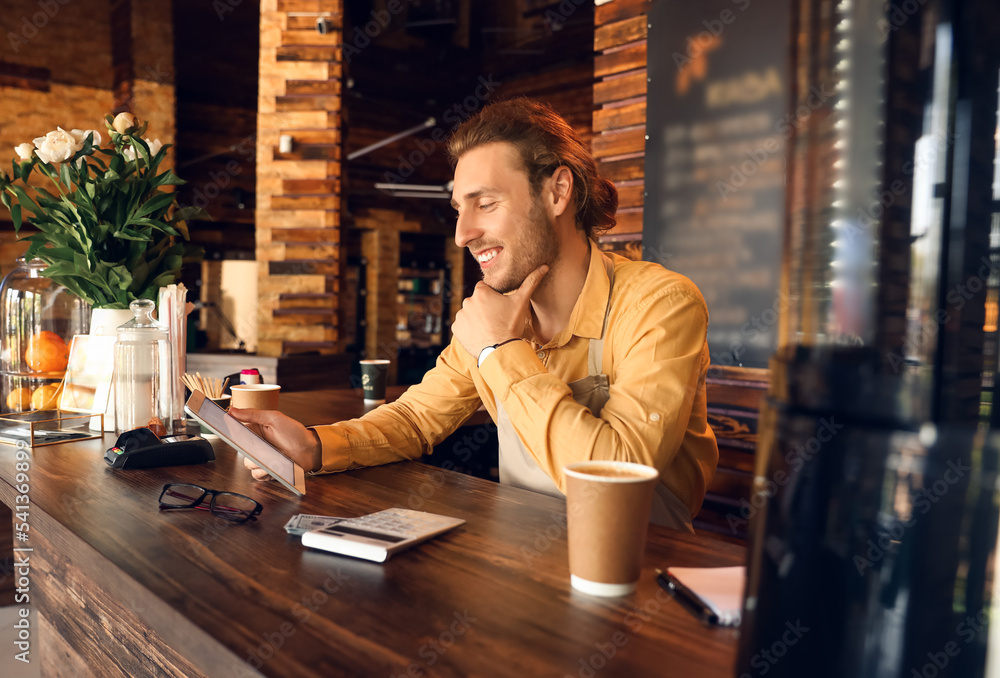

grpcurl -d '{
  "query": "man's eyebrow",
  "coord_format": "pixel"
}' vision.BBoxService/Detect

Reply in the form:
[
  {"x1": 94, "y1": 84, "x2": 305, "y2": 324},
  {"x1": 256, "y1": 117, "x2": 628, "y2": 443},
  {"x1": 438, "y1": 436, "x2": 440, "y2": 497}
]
[{"x1": 450, "y1": 187, "x2": 499, "y2": 209}]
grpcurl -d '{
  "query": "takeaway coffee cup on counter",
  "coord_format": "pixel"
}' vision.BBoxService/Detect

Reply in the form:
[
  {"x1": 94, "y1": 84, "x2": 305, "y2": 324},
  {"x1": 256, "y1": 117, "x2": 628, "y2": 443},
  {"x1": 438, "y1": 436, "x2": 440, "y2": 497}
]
[
  {"x1": 564, "y1": 460, "x2": 660, "y2": 597},
  {"x1": 360, "y1": 359, "x2": 390, "y2": 403},
  {"x1": 230, "y1": 384, "x2": 281, "y2": 410}
]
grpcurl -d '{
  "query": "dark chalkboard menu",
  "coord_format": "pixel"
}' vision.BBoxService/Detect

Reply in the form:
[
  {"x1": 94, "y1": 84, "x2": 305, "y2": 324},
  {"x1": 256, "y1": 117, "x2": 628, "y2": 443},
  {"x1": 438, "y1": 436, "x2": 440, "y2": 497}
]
[{"x1": 644, "y1": 0, "x2": 789, "y2": 369}]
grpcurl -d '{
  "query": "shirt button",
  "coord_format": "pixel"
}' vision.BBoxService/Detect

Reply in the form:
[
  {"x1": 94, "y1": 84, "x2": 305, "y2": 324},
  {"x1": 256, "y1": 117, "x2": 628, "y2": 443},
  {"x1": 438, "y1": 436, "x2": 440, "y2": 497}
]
[
  {"x1": 649, "y1": 413, "x2": 661, "y2": 422},
  {"x1": 536, "y1": 351, "x2": 546, "y2": 360}
]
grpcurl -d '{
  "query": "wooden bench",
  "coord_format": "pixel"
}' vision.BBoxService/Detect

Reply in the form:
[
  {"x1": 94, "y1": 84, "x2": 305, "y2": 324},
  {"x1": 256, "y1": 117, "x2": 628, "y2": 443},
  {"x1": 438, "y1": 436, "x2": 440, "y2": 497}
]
[{"x1": 694, "y1": 366, "x2": 770, "y2": 540}]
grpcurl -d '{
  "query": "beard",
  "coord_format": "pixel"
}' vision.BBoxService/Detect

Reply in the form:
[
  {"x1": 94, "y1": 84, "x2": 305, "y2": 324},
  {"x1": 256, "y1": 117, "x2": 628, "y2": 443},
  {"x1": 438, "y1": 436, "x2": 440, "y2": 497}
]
[{"x1": 477, "y1": 199, "x2": 559, "y2": 294}]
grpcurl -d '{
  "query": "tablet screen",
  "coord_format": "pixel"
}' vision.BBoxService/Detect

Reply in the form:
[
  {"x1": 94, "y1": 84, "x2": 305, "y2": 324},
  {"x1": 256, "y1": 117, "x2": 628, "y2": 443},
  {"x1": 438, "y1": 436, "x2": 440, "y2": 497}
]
[{"x1": 185, "y1": 391, "x2": 305, "y2": 495}]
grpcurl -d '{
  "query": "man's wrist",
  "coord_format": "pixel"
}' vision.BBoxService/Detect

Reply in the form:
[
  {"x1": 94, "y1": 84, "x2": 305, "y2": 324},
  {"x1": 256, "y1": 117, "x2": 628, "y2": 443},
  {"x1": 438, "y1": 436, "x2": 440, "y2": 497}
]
[{"x1": 477, "y1": 338, "x2": 522, "y2": 367}]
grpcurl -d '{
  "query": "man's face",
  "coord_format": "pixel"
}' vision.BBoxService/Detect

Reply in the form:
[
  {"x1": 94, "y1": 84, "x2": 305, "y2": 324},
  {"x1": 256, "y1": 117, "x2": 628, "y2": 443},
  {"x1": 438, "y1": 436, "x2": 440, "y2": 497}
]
[{"x1": 451, "y1": 142, "x2": 558, "y2": 294}]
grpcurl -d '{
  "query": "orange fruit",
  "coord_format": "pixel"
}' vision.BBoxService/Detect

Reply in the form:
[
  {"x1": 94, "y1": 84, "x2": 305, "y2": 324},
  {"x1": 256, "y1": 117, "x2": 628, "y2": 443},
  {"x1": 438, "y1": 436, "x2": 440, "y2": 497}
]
[
  {"x1": 6, "y1": 386, "x2": 32, "y2": 412},
  {"x1": 31, "y1": 383, "x2": 62, "y2": 411},
  {"x1": 25, "y1": 331, "x2": 69, "y2": 373}
]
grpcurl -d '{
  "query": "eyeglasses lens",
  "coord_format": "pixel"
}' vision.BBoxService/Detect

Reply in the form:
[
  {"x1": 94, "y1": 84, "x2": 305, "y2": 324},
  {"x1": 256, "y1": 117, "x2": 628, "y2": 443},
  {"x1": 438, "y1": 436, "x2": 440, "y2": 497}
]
[
  {"x1": 160, "y1": 484, "x2": 205, "y2": 507},
  {"x1": 212, "y1": 493, "x2": 260, "y2": 521}
]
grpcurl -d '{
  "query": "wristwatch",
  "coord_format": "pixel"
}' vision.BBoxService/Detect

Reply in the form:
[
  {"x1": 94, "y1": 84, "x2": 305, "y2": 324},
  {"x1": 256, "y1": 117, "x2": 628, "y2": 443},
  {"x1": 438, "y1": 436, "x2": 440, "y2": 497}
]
[{"x1": 477, "y1": 338, "x2": 521, "y2": 368}]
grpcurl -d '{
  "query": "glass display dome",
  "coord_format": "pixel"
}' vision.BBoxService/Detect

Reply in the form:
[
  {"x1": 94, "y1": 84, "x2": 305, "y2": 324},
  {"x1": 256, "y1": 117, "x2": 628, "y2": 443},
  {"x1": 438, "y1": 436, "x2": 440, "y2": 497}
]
[{"x1": 0, "y1": 258, "x2": 90, "y2": 414}]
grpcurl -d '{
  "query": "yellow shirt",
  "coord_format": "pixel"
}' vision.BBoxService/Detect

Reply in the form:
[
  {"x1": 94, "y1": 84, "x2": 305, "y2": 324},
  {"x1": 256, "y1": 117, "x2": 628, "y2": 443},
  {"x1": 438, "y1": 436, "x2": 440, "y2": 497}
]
[{"x1": 312, "y1": 244, "x2": 719, "y2": 518}]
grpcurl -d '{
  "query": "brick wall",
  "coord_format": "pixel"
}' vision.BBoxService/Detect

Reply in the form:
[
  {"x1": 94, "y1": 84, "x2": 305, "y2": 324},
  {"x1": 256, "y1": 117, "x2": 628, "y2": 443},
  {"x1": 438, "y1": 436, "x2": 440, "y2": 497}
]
[
  {"x1": 0, "y1": 0, "x2": 175, "y2": 279},
  {"x1": 255, "y1": 0, "x2": 343, "y2": 357}
]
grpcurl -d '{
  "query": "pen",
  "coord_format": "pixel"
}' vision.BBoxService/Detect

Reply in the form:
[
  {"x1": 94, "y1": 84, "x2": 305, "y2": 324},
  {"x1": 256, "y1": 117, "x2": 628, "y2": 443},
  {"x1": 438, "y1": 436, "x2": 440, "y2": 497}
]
[{"x1": 655, "y1": 568, "x2": 721, "y2": 626}]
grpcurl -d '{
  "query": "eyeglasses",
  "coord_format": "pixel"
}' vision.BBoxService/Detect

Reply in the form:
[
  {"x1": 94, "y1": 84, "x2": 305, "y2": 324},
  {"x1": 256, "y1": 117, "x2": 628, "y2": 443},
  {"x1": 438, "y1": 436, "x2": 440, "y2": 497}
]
[{"x1": 158, "y1": 483, "x2": 263, "y2": 523}]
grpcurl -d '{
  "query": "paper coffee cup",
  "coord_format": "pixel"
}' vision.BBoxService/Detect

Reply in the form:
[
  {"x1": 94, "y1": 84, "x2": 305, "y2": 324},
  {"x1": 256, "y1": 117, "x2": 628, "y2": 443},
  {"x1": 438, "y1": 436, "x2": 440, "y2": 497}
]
[
  {"x1": 230, "y1": 384, "x2": 281, "y2": 410},
  {"x1": 564, "y1": 460, "x2": 660, "y2": 597},
  {"x1": 360, "y1": 359, "x2": 390, "y2": 403}
]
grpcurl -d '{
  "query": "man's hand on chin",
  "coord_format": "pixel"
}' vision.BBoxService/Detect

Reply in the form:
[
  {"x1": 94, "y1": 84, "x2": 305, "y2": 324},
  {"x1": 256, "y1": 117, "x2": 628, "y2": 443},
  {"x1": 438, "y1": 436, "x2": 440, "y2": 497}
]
[
  {"x1": 227, "y1": 407, "x2": 323, "y2": 479},
  {"x1": 452, "y1": 264, "x2": 549, "y2": 358}
]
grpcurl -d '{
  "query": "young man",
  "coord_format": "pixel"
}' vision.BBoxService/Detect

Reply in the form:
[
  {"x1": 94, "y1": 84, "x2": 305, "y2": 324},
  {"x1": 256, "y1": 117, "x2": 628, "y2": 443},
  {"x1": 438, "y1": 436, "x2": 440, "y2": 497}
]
[{"x1": 231, "y1": 98, "x2": 718, "y2": 531}]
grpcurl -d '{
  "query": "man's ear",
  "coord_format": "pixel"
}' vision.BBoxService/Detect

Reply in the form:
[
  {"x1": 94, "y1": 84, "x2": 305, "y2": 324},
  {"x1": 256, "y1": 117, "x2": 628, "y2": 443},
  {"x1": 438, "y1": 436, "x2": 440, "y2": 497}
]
[{"x1": 548, "y1": 166, "x2": 574, "y2": 217}]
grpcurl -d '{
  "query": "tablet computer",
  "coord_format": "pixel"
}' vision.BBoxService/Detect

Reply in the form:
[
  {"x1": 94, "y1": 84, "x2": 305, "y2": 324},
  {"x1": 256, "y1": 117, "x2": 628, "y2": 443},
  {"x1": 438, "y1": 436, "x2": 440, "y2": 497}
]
[{"x1": 185, "y1": 390, "x2": 306, "y2": 496}]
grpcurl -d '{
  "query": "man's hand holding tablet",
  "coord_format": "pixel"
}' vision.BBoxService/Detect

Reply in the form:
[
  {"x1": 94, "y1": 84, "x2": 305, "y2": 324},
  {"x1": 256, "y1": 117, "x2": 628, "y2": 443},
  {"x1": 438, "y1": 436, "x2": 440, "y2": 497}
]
[
  {"x1": 185, "y1": 391, "x2": 316, "y2": 494},
  {"x1": 227, "y1": 407, "x2": 323, "y2": 479}
]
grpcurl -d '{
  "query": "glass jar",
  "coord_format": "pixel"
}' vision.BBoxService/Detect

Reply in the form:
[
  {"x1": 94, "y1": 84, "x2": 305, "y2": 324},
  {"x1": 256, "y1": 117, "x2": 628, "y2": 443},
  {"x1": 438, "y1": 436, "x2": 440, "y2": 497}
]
[
  {"x1": 0, "y1": 258, "x2": 90, "y2": 414},
  {"x1": 114, "y1": 299, "x2": 172, "y2": 436}
]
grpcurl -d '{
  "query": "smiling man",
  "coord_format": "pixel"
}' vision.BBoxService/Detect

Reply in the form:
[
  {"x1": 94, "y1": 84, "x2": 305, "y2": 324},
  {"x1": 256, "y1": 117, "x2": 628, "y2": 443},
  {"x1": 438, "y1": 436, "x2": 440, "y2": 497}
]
[{"x1": 232, "y1": 98, "x2": 718, "y2": 531}]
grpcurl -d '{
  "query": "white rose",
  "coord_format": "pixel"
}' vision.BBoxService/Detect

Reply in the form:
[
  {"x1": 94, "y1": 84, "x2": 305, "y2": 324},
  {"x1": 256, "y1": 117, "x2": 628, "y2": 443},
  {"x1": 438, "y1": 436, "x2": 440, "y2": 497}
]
[
  {"x1": 112, "y1": 112, "x2": 136, "y2": 135},
  {"x1": 70, "y1": 128, "x2": 101, "y2": 148},
  {"x1": 14, "y1": 143, "x2": 34, "y2": 161},
  {"x1": 123, "y1": 138, "x2": 162, "y2": 162},
  {"x1": 31, "y1": 127, "x2": 82, "y2": 164}
]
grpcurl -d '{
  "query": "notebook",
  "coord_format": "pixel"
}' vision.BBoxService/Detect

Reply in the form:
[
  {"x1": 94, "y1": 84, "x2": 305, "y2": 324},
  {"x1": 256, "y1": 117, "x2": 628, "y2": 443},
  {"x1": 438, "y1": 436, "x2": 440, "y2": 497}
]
[{"x1": 659, "y1": 565, "x2": 745, "y2": 627}]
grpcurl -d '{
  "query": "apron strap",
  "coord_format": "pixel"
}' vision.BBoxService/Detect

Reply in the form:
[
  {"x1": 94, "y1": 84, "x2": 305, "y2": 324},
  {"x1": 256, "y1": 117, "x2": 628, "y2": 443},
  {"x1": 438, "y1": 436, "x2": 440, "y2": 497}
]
[{"x1": 587, "y1": 253, "x2": 616, "y2": 375}]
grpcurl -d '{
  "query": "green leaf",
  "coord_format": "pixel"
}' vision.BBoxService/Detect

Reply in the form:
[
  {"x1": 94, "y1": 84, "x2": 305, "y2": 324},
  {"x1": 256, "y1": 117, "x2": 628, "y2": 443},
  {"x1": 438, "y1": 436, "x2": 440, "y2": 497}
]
[
  {"x1": 132, "y1": 137, "x2": 151, "y2": 171},
  {"x1": 130, "y1": 191, "x2": 174, "y2": 220},
  {"x1": 11, "y1": 203, "x2": 21, "y2": 230},
  {"x1": 8, "y1": 185, "x2": 43, "y2": 216},
  {"x1": 59, "y1": 162, "x2": 72, "y2": 190},
  {"x1": 152, "y1": 169, "x2": 185, "y2": 187},
  {"x1": 112, "y1": 228, "x2": 152, "y2": 241},
  {"x1": 171, "y1": 206, "x2": 211, "y2": 223},
  {"x1": 130, "y1": 217, "x2": 178, "y2": 236}
]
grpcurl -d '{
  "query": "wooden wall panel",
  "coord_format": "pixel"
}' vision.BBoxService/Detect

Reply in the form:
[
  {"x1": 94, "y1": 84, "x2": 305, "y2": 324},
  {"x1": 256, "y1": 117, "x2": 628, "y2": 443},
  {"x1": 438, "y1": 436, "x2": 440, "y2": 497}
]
[
  {"x1": 256, "y1": 0, "x2": 343, "y2": 356},
  {"x1": 592, "y1": 1, "x2": 650, "y2": 244}
]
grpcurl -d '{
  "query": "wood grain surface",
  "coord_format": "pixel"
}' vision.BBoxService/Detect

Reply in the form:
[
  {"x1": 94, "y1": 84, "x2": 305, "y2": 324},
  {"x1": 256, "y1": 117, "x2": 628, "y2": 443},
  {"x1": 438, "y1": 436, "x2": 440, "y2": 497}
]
[{"x1": 0, "y1": 393, "x2": 744, "y2": 677}]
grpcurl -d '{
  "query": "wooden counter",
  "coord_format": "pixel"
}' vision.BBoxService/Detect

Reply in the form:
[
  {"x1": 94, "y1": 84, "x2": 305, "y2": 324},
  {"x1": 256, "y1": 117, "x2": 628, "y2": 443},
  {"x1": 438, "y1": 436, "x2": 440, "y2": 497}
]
[{"x1": 0, "y1": 395, "x2": 743, "y2": 677}]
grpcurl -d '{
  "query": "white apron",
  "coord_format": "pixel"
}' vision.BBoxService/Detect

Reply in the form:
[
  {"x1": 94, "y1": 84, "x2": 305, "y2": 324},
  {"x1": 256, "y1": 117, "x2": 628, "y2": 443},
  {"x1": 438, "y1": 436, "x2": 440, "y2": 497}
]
[{"x1": 495, "y1": 255, "x2": 695, "y2": 532}]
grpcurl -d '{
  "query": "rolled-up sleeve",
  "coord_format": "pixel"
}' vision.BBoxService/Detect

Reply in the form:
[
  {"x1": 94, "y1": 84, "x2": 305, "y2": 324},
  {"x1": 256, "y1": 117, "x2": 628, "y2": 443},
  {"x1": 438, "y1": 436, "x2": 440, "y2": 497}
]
[{"x1": 311, "y1": 343, "x2": 483, "y2": 473}]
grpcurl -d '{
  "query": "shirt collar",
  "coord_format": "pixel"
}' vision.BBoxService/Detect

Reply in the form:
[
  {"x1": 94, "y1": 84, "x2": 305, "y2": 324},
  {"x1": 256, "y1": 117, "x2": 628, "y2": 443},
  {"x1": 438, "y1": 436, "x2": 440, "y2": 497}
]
[{"x1": 544, "y1": 241, "x2": 611, "y2": 347}]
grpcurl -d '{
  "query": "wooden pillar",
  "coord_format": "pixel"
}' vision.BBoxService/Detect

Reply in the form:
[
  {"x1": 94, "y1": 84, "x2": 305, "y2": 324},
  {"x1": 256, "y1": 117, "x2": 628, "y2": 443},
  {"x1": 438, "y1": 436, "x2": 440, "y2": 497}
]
[
  {"x1": 356, "y1": 209, "x2": 422, "y2": 385},
  {"x1": 592, "y1": 0, "x2": 650, "y2": 239},
  {"x1": 256, "y1": 0, "x2": 343, "y2": 356},
  {"x1": 361, "y1": 228, "x2": 400, "y2": 385}
]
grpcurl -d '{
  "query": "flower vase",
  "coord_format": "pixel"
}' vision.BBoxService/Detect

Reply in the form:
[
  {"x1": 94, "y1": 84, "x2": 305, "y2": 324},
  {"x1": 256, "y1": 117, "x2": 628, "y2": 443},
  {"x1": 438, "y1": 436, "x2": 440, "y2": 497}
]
[{"x1": 89, "y1": 308, "x2": 133, "y2": 431}]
